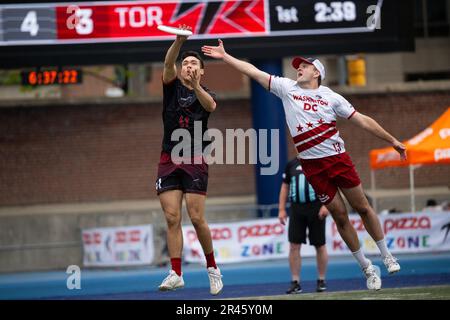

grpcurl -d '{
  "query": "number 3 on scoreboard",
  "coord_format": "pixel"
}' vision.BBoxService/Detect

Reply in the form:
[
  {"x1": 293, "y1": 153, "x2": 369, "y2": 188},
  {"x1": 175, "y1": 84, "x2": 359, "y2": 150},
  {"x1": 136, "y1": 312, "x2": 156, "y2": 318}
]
[
  {"x1": 66, "y1": 6, "x2": 94, "y2": 35},
  {"x1": 21, "y1": 11, "x2": 39, "y2": 36},
  {"x1": 75, "y1": 8, "x2": 94, "y2": 35}
]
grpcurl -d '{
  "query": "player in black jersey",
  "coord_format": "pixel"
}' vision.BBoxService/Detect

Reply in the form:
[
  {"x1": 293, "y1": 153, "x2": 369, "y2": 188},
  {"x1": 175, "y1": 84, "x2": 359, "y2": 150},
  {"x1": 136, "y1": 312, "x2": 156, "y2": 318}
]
[{"x1": 157, "y1": 25, "x2": 223, "y2": 295}]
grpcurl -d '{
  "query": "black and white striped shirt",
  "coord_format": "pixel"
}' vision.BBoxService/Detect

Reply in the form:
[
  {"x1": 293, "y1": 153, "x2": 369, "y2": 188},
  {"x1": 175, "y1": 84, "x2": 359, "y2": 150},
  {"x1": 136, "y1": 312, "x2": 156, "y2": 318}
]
[{"x1": 282, "y1": 158, "x2": 317, "y2": 204}]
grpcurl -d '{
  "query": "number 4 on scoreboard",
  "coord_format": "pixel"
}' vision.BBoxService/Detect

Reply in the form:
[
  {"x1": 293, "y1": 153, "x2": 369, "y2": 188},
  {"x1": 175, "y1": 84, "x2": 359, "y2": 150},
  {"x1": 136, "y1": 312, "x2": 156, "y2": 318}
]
[{"x1": 20, "y1": 11, "x2": 39, "y2": 36}]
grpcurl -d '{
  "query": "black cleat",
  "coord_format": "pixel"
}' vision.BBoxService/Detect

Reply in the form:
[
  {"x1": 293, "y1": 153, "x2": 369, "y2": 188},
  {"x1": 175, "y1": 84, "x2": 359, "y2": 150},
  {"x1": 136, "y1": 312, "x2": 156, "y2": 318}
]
[
  {"x1": 286, "y1": 281, "x2": 302, "y2": 294},
  {"x1": 316, "y1": 279, "x2": 327, "y2": 292}
]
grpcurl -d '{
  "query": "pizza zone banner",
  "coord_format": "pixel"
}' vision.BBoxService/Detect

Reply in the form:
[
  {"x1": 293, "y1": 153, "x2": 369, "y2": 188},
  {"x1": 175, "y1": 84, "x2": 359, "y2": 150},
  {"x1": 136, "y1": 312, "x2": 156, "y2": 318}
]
[
  {"x1": 82, "y1": 225, "x2": 154, "y2": 267},
  {"x1": 182, "y1": 212, "x2": 450, "y2": 264}
]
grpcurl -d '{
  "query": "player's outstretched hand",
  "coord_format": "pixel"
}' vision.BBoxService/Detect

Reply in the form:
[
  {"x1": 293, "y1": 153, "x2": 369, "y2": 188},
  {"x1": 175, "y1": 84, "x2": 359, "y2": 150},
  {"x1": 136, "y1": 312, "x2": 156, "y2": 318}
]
[
  {"x1": 201, "y1": 39, "x2": 226, "y2": 59},
  {"x1": 393, "y1": 140, "x2": 407, "y2": 161},
  {"x1": 176, "y1": 24, "x2": 192, "y2": 42}
]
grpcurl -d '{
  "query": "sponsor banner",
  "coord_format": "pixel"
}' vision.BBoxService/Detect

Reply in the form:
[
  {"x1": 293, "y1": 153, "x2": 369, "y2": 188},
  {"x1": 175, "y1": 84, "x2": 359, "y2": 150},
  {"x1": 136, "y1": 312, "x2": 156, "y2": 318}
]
[
  {"x1": 329, "y1": 212, "x2": 450, "y2": 256},
  {"x1": 183, "y1": 212, "x2": 450, "y2": 264},
  {"x1": 183, "y1": 218, "x2": 288, "y2": 264},
  {"x1": 82, "y1": 224, "x2": 154, "y2": 267}
]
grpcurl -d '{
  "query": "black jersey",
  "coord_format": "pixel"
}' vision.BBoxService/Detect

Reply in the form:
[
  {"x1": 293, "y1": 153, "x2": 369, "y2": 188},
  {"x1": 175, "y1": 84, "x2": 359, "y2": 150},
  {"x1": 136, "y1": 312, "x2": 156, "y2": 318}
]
[
  {"x1": 162, "y1": 78, "x2": 215, "y2": 156},
  {"x1": 282, "y1": 158, "x2": 318, "y2": 204}
]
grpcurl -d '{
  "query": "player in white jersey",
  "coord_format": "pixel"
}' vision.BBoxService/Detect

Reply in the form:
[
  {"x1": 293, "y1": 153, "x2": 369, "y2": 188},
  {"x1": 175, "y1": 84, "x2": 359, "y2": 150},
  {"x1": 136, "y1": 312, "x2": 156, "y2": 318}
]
[{"x1": 202, "y1": 40, "x2": 406, "y2": 290}]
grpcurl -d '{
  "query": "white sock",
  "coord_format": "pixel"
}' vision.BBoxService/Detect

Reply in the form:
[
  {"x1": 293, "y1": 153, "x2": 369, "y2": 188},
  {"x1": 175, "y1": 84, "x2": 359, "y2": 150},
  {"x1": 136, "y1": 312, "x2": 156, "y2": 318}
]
[
  {"x1": 375, "y1": 239, "x2": 390, "y2": 258},
  {"x1": 352, "y1": 248, "x2": 371, "y2": 269}
]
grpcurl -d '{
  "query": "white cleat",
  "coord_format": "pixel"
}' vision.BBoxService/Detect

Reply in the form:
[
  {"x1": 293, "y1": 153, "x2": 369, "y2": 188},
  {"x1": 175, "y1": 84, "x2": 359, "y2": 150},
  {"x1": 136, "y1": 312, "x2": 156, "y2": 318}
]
[
  {"x1": 363, "y1": 263, "x2": 382, "y2": 291},
  {"x1": 158, "y1": 270, "x2": 184, "y2": 291},
  {"x1": 383, "y1": 254, "x2": 401, "y2": 274},
  {"x1": 207, "y1": 267, "x2": 223, "y2": 295}
]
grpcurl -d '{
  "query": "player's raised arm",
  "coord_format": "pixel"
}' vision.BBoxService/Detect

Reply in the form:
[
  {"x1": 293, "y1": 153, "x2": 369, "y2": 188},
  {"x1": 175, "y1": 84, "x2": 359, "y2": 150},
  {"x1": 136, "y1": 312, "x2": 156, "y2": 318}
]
[
  {"x1": 202, "y1": 39, "x2": 270, "y2": 90},
  {"x1": 349, "y1": 111, "x2": 407, "y2": 160},
  {"x1": 163, "y1": 25, "x2": 192, "y2": 84}
]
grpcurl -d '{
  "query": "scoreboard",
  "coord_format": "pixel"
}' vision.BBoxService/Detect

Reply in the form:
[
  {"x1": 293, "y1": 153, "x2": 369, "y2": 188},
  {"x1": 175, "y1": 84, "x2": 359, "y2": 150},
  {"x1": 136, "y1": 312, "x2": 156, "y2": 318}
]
[
  {"x1": 0, "y1": 0, "x2": 394, "y2": 45},
  {"x1": 0, "y1": 0, "x2": 414, "y2": 68}
]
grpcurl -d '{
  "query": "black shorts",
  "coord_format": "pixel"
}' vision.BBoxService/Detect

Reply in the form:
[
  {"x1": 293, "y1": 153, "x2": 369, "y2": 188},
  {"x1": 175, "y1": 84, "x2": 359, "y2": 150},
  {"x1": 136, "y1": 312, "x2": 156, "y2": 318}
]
[
  {"x1": 288, "y1": 201, "x2": 326, "y2": 246},
  {"x1": 156, "y1": 167, "x2": 208, "y2": 195},
  {"x1": 156, "y1": 151, "x2": 209, "y2": 195}
]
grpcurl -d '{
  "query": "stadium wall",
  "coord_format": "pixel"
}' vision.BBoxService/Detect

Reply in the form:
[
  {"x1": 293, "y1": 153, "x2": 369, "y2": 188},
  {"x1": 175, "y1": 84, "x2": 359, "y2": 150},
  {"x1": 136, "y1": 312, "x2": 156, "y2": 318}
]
[
  {"x1": 0, "y1": 89, "x2": 449, "y2": 272},
  {"x1": 0, "y1": 90, "x2": 449, "y2": 207}
]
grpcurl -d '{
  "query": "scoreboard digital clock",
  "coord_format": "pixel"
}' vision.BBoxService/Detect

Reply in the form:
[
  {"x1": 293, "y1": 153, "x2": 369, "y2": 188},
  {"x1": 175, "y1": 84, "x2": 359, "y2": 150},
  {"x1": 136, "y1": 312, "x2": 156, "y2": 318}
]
[
  {"x1": 0, "y1": 0, "x2": 414, "y2": 68},
  {"x1": 21, "y1": 69, "x2": 82, "y2": 86}
]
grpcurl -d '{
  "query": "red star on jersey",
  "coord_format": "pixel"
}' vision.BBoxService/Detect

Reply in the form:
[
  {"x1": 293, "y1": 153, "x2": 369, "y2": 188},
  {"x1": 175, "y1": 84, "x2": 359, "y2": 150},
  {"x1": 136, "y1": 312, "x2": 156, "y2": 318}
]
[
  {"x1": 306, "y1": 122, "x2": 314, "y2": 128},
  {"x1": 296, "y1": 124, "x2": 303, "y2": 132},
  {"x1": 318, "y1": 118, "x2": 325, "y2": 125}
]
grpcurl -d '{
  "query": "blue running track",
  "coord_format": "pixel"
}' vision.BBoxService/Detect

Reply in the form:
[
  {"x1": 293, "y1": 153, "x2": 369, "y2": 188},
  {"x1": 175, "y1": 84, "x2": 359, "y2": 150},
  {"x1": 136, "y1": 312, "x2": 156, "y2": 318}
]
[{"x1": 1, "y1": 252, "x2": 450, "y2": 300}]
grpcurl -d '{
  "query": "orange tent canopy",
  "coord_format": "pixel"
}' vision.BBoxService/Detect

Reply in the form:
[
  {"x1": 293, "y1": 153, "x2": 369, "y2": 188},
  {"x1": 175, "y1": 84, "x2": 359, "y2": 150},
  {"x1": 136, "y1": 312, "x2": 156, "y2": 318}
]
[{"x1": 370, "y1": 107, "x2": 450, "y2": 170}]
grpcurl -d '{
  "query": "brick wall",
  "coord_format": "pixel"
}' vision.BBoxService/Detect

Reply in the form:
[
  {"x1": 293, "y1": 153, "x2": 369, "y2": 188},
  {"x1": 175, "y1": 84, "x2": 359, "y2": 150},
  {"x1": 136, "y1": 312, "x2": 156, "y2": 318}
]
[
  {"x1": 148, "y1": 62, "x2": 250, "y2": 98},
  {"x1": 340, "y1": 91, "x2": 450, "y2": 189},
  {"x1": 60, "y1": 66, "x2": 116, "y2": 99},
  {"x1": 0, "y1": 99, "x2": 255, "y2": 206},
  {"x1": 0, "y1": 91, "x2": 449, "y2": 206}
]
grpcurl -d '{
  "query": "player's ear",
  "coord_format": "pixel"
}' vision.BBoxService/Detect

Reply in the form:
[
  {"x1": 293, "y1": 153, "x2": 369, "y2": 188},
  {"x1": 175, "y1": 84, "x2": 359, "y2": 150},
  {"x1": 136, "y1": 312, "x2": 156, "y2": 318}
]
[
  {"x1": 313, "y1": 68, "x2": 320, "y2": 79},
  {"x1": 200, "y1": 69, "x2": 205, "y2": 76}
]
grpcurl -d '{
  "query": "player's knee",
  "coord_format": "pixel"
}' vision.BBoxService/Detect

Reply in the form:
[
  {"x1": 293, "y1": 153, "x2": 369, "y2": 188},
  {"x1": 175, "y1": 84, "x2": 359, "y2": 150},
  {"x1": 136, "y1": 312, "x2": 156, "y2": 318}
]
[
  {"x1": 354, "y1": 204, "x2": 370, "y2": 216},
  {"x1": 315, "y1": 244, "x2": 327, "y2": 253},
  {"x1": 190, "y1": 215, "x2": 206, "y2": 228},
  {"x1": 329, "y1": 206, "x2": 347, "y2": 220},
  {"x1": 164, "y1": 210, "x2": 182, "y2": 228},
  {"x1": 333, "y1": 212, "x2": 350, "y2": 230},
  {"x1": 186, "y1": 202, "x2": 202, "y2": 217},
  {"x1": 290, "y1": 243, "x2": 301, "y2": 251}
]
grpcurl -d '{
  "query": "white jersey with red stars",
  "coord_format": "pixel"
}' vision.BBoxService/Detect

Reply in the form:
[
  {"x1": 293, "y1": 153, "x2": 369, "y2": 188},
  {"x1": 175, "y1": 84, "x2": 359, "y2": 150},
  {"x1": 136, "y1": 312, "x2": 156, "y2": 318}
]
[{"x1": 269, "y1": 75, "x2": 356, "y2": 159}]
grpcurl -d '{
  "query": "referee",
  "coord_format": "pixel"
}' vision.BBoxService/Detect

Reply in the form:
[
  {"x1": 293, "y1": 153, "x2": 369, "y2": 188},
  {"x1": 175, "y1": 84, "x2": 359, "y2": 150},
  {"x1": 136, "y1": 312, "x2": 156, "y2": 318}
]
[{"x1": 278, "y1": 157, "x2": 329, "y2": 294}]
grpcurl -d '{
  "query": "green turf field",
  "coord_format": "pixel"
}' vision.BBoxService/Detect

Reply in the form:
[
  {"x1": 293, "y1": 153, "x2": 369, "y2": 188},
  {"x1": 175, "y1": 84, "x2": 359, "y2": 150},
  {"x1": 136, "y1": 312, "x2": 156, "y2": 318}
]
[{"x1": 232, "y1": 285, "x2": 450, "y2": 300}]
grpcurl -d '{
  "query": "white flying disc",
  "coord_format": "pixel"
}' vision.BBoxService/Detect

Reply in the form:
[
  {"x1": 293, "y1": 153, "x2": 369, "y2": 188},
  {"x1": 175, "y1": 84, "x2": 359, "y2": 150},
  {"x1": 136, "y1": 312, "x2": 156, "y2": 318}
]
[{"x1": 157, "y1": 25, "x2": 193, "y2": 36}]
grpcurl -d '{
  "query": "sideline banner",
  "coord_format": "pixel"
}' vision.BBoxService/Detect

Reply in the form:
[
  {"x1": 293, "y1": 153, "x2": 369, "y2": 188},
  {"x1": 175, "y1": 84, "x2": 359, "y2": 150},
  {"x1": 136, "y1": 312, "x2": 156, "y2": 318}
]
[
  {"x1": 183, "y1": 219, "x2": 287, "y2": 264},
  {"x1": 82, "y1": 224, "x2": 154, "y2": 267},
  {"x1": 182, "y1": 212, "x2": 450, "y2": 264}
]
